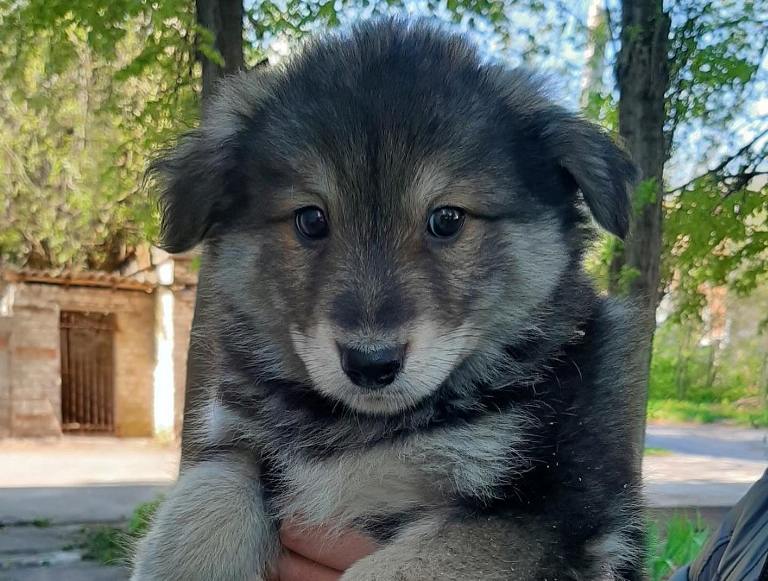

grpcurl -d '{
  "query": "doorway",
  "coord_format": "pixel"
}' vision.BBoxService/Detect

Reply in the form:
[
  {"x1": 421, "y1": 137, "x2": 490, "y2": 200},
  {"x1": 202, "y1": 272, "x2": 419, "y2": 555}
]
[{"x1": 60, "y1": 311, "x2": 115, "y2": 433}]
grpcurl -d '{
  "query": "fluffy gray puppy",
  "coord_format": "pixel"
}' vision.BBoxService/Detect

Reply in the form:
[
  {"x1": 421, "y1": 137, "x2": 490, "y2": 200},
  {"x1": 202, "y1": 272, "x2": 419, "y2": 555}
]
[{"x1": 133, "y1": 18, "x2": 647, "y2": 581}]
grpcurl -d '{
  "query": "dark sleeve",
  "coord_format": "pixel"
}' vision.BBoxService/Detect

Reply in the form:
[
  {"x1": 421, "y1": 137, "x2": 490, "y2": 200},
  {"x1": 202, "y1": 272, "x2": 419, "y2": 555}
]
[{"x1": 684, "y1": 468, "x2": 768, "y2": 581}]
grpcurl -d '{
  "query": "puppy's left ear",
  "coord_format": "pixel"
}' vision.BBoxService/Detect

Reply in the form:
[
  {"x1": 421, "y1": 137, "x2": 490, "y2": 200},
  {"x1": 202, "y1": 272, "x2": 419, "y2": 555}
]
[{"x1": 543, "y1": 112, "x2": 638, "y2": 239}]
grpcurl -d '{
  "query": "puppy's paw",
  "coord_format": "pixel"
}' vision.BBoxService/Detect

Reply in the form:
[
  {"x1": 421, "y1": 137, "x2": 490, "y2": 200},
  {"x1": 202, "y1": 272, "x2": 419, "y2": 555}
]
[
  {"x1": 132, "y1": 456, "x2": 277, "y2": 581},
  {"x1": 341, "y1": 515, "x2": 456, "y2": 581},
  {"x1": 341, "y1": 553, "x2": 415, "y2": 581},
  {"x1": 340, "y1": 532, "x2": 437, "y2": 581}
]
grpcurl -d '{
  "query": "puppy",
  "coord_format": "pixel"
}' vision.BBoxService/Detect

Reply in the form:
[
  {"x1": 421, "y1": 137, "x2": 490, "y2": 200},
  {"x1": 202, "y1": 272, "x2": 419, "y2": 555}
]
[{"x1": 133, "y1": 19, "x2": 647, "y2": 581}]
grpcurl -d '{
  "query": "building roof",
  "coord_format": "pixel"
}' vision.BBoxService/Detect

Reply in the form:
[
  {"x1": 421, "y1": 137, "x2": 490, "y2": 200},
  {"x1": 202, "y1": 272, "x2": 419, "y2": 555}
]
[{"x1": 2, "y1": 268, "x2": 155, "y2": 292}]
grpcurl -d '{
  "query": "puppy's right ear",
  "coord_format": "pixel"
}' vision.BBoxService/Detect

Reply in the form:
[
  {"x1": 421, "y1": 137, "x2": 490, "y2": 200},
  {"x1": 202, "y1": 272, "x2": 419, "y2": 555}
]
[
  {"x1": 148, "y1": 72, "x2": 273, "y2": 253},
  {"x1": 148, "y1": 126, "x2": 241, "y2": 253}
]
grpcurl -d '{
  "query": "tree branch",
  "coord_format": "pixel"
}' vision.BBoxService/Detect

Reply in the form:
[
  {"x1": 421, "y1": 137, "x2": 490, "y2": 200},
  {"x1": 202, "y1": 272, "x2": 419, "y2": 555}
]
[{"x1": 665, "y1": 126, "x2": 768, "y2": 195}]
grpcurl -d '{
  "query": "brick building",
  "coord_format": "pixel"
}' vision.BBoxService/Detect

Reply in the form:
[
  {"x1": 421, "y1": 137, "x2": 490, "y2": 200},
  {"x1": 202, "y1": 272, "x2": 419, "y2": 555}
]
[{"x1": 0, "y1": 250, "x2": 196, "y2": 439}]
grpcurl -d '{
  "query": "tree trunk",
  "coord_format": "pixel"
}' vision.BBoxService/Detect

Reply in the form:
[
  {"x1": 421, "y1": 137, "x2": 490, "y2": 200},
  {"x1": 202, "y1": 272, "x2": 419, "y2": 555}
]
[
  {"x1": 674, "y1": 325, "x2": 691, "y2": 399},
  {"x1": 579, "y1": 0, "x2": 609, "y2": 111},
  {"x1": 180, "y1": 0, "x2": 244, "y2": 467},
  {"x1": 196, "y1": 0, "x2": 245, "y2": 103},
  {"x1": 613, "y1": 0, "x2": 671, "y2": 464},
  {"x1": 704, "y1": 341, "x2": 719, "y2": 391}
]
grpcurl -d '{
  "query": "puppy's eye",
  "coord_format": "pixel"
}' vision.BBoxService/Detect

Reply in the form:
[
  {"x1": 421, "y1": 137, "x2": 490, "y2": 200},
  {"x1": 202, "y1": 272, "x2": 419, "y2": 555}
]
[
  {"x1": 295, "y1": 206, "x2": 329, "y2": 240},
  {"x1": 427, "y1": 207, "x2": 465, "y2": 239}
]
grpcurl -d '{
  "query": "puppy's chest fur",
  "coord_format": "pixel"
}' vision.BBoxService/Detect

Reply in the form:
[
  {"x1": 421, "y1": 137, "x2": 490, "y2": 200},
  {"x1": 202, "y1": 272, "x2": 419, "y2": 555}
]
[{"x1": 268, "y1": 410, "x2": 533, "y2": 528}]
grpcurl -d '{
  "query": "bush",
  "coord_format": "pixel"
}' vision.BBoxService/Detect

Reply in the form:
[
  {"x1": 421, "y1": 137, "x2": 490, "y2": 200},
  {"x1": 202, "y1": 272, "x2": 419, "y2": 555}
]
[
  {"x1": 648, "y1": 319, "x2": 768, "y2": 426},
  {"x1": 648, "y1": 399, "x2": 768, "y2": 427}
]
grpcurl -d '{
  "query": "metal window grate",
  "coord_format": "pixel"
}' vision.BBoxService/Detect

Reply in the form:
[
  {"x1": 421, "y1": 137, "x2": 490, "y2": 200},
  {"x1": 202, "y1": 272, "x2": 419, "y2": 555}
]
[{"x1": 60, "y1": 311, "x2": 115, "y2": 433}]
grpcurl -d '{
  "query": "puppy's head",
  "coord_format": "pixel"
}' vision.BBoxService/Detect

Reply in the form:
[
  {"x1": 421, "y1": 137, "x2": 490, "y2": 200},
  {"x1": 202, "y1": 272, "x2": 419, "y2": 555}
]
[{"x1": 151, "y1": 20, "x2": 637, "y2": 415}]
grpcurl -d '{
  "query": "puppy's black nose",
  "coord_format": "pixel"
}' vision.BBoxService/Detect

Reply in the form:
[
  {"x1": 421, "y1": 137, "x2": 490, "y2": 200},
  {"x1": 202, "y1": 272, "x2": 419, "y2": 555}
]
[{"x1": 340, "y1": 345, "x2": 405, "y2": 389}]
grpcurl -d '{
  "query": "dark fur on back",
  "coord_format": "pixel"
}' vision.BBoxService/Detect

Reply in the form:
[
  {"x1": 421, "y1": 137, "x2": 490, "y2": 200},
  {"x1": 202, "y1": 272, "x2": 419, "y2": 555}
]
[{"x1": 136, "y1": 19, "x2": 647, "y2": 581}]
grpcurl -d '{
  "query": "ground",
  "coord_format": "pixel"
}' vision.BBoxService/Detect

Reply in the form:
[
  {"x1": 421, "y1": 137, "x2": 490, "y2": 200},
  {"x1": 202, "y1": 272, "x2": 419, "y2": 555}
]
[
  {"x1": 644, "y1": 423, "x2": 767, "y2": 506},
  {"x1": 0, "y1": 438, "x2": 175, "y2": 580},
  {"x1": 0, "y1": 423, "x2": 766, "y2": 580}
]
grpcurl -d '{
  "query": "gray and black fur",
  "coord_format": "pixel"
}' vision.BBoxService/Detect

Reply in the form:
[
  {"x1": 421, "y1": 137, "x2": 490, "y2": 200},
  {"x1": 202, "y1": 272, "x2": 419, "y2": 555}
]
[{"x1": 133, "y1": 19, "x2": 647, "y2": 581}]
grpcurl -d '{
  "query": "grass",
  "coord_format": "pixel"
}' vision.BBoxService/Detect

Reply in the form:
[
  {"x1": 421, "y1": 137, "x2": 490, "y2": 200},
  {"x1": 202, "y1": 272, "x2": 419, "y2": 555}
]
[
  {"x1": 647, "y1": 399, "x2": 768, "y2": 428},
  {"x1": 646, "y1": 515, "x2": 710, "y2": 581},
  {"x1": 81, "y1": 497, "x2": 161, "y2": 565},
  {"x1": 81, "y1": 526, "x2": 129, "y2": 565},
  {"x1": 645, "y1": 447, "x2": 673, "y2": 456}
]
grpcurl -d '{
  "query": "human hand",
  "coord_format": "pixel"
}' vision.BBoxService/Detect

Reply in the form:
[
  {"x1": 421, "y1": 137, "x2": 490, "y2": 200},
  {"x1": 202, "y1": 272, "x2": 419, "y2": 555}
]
[{"x1": 269, "y1": 520, "x2": 378, "y2": 581}]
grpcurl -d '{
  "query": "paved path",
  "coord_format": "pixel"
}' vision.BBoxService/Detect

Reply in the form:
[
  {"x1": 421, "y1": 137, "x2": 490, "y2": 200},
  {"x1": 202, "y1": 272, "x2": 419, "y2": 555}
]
[
  {"x1": 644, "y1": 423, "x2": 768, "y2": 507},
  {"x1": 0, "y1": 524, "x2": 129, "y2": 580},
  {"x1": 646, "y1": 424, "x2": 768, "y2": 461},
  {"x1": 0, "y1": 437, "x2": 179, "y2": 488},
  {"x1": 0, "y1": 437, "x2": 177, "y2": 525},
  {"x1": 0, "y1": 438, "x2": 174, "y2": 580}
]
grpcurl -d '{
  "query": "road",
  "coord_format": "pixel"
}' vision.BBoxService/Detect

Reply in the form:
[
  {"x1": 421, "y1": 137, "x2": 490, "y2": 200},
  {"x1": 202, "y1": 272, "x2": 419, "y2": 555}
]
[{"x1": 647, "y1": 423, "x2": 768, "y2": 461}]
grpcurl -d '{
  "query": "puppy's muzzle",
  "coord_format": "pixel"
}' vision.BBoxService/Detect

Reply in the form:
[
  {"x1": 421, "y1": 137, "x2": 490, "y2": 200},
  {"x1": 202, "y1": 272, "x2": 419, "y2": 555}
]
[{"x1": 339, "y1": 344, "x2": 406, "y2": 389}]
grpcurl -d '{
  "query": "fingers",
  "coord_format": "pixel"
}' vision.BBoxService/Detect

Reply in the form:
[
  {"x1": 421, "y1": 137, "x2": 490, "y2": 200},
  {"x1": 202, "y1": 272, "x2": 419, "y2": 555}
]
[
  {"x1": 273, "y1": 549, "x2": 343, "y2": 581},
  {"x1": 279, "y1": 521, "x2": 378, "y2": 571}
]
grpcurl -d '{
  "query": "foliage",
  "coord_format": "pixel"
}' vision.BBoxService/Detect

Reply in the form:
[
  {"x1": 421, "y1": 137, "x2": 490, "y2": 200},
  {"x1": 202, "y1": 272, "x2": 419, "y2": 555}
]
[
  {"x1": 0, "y1": 0, "x2": 590, "y2": 270},
  {"x1": 647, "y1": 400, "x2": 768, "y2": 428},
  {"x1": 647, "y1": 310, "x2": 768, "y2": 427},
  {"x1": 659, "y1": 0, "x2": 768, "y2": 318},
  {"x1": 665, "y1": 0, "x2": 766, "y2": 140},
  {"x1": 650, "y1": 288, "x2": 768, "y2": 394},
  {"x1": 0, "y1": 0, "x2": 198, "y2": 270},
  {"x1": 127, "y1": 496, "x2": 163, "y2": 536},
  {"x1": 647, "y1": 283, "x2": 768, "y2": 423},
  {"x1": 663, "y1": 167, "x2": 768, "y2": 321},
  {"x1": 584, "y1": 0, "x2": 768, "y2": 318},
  {"x1": 646, "y1": 515, "x2": 710, "y2": 581}
]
